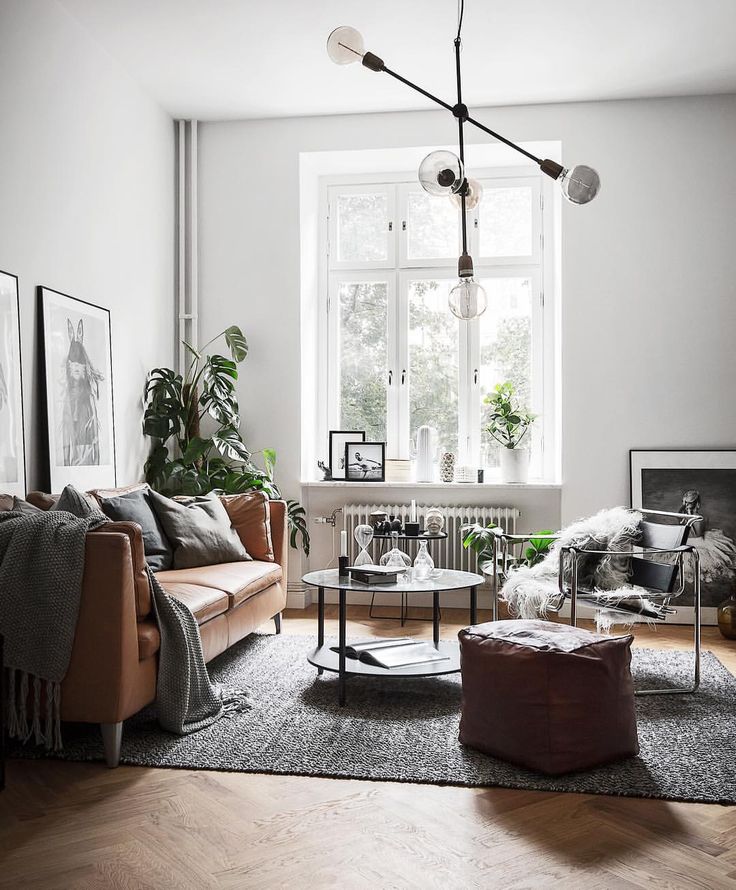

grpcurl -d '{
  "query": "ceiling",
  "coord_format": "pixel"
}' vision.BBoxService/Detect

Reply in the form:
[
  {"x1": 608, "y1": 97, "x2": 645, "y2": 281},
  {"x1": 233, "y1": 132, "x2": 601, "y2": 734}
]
[{"x1": 59, "y1": 0, "x2": 736, "y2": 120}]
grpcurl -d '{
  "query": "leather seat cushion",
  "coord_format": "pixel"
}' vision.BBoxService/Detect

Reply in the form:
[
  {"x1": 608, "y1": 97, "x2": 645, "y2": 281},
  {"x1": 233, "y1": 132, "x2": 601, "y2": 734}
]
[
  {"x1": 156, "y1": 580, "x2": 231, "y2": 623},
  {"x1": 156, "y1": 561, "x2": 283, "y2": 609},
  {"x1": 137, "y1": 620, "x2": 161, "y2": 660},
  {"x1": 458, "y1": 619, "x2": 639, "y2": 776}
]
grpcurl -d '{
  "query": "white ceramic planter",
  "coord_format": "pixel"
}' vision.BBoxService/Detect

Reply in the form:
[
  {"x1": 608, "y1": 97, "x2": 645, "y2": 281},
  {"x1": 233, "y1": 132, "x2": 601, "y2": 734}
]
[{"x1": 500, "y1": 447, "x2": 530, "y2": 484}]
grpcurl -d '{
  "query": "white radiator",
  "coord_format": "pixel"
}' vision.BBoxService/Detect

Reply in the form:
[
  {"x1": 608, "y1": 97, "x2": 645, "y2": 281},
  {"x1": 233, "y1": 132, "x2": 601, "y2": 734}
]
[{"x1": 342, "y1": 503, "x2": 520, "y2": 573}]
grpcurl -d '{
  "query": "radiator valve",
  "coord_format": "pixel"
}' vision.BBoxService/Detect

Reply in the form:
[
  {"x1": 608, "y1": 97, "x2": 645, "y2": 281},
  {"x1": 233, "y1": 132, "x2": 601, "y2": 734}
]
[{"x1": 314, "y1": 508, "x2": 343, "y2": 527}]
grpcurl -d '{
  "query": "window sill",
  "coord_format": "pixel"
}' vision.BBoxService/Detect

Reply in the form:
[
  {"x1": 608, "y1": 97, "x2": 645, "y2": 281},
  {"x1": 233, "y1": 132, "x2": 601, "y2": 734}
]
[{"x1": 301, "y1": 480, "x2": 561, "y2": 491}]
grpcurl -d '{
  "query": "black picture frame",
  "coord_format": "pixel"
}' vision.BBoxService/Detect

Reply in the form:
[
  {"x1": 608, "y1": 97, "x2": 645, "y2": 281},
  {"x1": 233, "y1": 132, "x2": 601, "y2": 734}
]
[
  {"x1": 329, "y1": 429, "x2": 365, "y2": 479},
  {"x1": 345, "y1": 441, "x2": 386, "y2": 482},
  {"x1": 630, "y1": 449, "x2": 736, "y2": 608},
  {"x1": 39, "y1": 286, "x2": 117, "y2": 492},
  {"x1": 0, "y1": 270, "x2": 26, "y2": 498}
]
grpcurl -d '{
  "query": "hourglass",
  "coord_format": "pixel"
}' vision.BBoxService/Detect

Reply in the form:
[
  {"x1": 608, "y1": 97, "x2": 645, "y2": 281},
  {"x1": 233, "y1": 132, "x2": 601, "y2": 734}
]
[{"x1": 353, "y1": 524, "x2": 374, "y2": 566}]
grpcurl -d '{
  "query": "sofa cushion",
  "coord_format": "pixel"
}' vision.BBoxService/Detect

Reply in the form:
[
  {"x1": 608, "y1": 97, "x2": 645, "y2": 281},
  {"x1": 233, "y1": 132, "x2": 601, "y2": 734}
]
[
  {"x1": 11, "y1": 497, "x2": 42, "y2": 515},
  {"x1": 137, "y1": 620, "x2": 161, "y2": 660},
  {"x1": 155, "y1": 561, "x2": 282, "y2": 609},
  {"x1": 220, "y1": 492, "x2": 274, "y2": 562},
  {"x1": 149, "y1": 490, "x2": 251, "y2": 569},
  {"x1": 0, "y1": 494, "x2": 14, "y2": 511},
  {"x1": 157, "y1": 580, "x2": 231, "y2": 624},
  {"x1": 97, "y1": 487, "x2": 173, "y2": 572}
]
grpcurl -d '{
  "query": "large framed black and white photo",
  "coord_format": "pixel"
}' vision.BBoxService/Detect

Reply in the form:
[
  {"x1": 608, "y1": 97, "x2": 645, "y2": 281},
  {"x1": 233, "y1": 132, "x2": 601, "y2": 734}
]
[
  {"x1": 631, "y1": 449, "x2": 736, "y2": 614},
  {"x1": 0, "y1": 271, "x2": 26, "y2": 498},
  {"x1": 39, "y1": 287, "x2": 116, "y2": 492},
  {"x1": 329, "y1": 430, "x2": 365, "y2": 479},
  {"x1": 345, "y1": 441, "x2": 385, "y2": 482}
]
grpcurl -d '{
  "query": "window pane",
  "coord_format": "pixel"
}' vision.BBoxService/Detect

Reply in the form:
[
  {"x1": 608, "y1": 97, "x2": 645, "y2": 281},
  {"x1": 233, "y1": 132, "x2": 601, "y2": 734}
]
[
  {"x1": 407, "y1": 191, "x2": 460, "y2": 260},
  {"x1": 478, "y1": 278, "x2": 533, "y2": 468},
  {"x1": 408, "y1": 279, "x2": 459, "y2": 457},
  {"x1": 336, "y1": 193, "x2": 389, "y2": 263},
  {"x1": 479, "y1": 186, "x2": 533, "y2": 257},
  {"x1": 338, "y1": 281, "x2": 388, "y2": 441}
]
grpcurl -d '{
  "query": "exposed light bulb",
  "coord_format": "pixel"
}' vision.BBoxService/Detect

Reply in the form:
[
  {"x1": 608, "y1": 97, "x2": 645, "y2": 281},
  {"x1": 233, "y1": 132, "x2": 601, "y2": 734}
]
[
  {"x1": 450, "y1": 178, "x2": 483, "y2": 211},
  {"x1": 560, "y1": 165, "x2": 601, "y2": 205},
  {"x1": 449, "y1": 278, "x2": 487, "y2": 320},
  {"x1": 418, "y1": 150, "x2": 464, "y2": 196},
  {"x1": 326, "y1": 26, "x2": 365, "y2": 65}
]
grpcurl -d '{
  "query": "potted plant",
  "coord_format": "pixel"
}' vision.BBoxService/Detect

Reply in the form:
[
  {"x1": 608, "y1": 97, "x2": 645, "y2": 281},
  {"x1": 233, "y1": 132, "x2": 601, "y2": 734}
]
[
  {"x1": 484, "y1": 381, "x2": 536, "y2": 483},
  {"x1": 142, "y1": 325, "x2": 309, "y2": 554},
  {"x1": 462, "y1": 523, "x2": 554, "y2": 574}
]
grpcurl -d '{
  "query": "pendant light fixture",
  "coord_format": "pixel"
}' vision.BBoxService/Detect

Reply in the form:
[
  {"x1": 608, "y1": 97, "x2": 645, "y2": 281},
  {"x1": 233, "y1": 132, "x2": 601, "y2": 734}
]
[{"x1": 327, "y1": 3, "x2": 601, "y2": 319}]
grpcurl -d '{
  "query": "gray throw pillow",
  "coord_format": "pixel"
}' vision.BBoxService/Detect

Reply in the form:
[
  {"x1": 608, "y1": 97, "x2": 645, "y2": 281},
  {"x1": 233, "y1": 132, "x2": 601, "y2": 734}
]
[
  {"x1": 12, "y1": 497, "x2": 42, "y2": 515},
  {"x1": 98, "y1": 487, "x2": 174, "y2": 572},
  {"x1": 51, "y1": 485, "x2": 105, "y2": 519},
  {"x1": 148, "y1": 489, "x2": 251, "y2": 569}
]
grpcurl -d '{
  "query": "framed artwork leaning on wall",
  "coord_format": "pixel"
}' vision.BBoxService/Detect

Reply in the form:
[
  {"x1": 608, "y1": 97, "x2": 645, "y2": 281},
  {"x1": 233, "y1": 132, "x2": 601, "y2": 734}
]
[
  {"x1": 39, "y1": 286, "x2": 117, "y2": 492},
  {"x1": 0, "y1": 270, "x2": 26, "y2": 498},
  {"x1": 630, "y1": 449, "x2": 736, "y2": 608}
]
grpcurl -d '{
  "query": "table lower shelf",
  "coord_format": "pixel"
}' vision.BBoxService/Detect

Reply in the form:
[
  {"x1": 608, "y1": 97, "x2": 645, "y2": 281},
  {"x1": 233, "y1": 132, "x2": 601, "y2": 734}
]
[{"x1": 307, "y1": 641, "x2": 460, "y2": 678}]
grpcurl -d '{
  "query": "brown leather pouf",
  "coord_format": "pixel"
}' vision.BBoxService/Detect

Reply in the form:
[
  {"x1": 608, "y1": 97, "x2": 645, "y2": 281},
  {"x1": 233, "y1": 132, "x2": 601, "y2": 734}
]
[{"x1": 458, "y1": 619, "x2": 639, "y2": 775}]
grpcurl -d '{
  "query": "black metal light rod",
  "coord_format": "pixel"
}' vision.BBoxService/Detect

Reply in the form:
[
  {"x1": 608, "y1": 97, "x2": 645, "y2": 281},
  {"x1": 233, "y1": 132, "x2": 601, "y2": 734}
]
[
  {"x1": 371, "y1": 59, "x2": 543, "y2": 167},
  {"x1": 454, "y1": 37, "x2": 468, "y2": 257}
]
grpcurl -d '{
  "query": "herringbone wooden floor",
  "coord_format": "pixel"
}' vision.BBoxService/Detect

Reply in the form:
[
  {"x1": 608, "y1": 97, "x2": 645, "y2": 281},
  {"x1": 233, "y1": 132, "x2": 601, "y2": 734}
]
[{"x1": 1, "y1": 606, "x2": 734, "y2": 889}]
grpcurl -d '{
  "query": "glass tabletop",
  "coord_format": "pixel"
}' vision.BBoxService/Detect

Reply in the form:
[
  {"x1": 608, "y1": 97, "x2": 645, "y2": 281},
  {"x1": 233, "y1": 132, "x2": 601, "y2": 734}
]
[{"x1": 302, "y1": 567, "x2": 484, "y2": 593}]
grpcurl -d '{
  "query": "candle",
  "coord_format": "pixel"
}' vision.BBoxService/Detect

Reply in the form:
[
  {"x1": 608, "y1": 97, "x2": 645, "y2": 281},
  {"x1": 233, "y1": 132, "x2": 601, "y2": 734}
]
[
  {"x1": 410, "y1": 499, "x2": 417, "y2": 523},
  {"x1": 340, "y1": 529, "x2": 348, "y2": 557}
]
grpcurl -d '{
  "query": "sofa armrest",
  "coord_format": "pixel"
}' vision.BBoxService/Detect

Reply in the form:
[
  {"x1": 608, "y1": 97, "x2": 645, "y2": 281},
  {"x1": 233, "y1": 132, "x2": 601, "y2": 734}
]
[
  {"x1": 268, "y1": 500, "x2": 288, "y2": 590},
  {"x1": 90, "y1": 522, "x2": 151, "y2": 618},
  {"x1": 61, "y1": 528, "x2": 150, "y2": 723}
]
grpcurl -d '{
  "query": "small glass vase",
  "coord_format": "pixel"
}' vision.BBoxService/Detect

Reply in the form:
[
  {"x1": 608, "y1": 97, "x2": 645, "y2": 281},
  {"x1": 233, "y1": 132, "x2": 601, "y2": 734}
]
[
  {"x1": 380, "y1": 531, "x2": 411, "y2": 572},
  {"x1": 413, "y1": 539, "x2": 435, "y2": 581},
  {"x1": 353, "y1": 524, "x2": 374, "y2": 567}
]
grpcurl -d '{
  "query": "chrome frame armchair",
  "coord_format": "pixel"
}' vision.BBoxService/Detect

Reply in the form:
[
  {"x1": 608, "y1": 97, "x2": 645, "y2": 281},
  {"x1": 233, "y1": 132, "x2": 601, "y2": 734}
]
[{"x1": 488, "y1": 509, "x2": 703, "y2": 696}]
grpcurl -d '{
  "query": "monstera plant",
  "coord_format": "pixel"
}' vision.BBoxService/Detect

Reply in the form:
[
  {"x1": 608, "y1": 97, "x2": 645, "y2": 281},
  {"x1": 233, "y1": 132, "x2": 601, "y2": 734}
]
[{"x1": 142, "y1": 325, "x2": 309, "y2": 554}]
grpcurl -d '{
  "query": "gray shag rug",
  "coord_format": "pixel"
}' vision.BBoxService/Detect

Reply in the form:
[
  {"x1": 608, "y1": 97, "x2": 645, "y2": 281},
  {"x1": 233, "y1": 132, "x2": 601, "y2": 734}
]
[{"x1": 9, "y1": 633, "x2": 736, "y2": 805}]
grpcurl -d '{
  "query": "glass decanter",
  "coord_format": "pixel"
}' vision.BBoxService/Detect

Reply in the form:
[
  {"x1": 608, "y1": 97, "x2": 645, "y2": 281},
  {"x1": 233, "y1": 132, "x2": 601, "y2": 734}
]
[
  {"x1": 412, "y1": 539, "x2": 435, "y2": 581},
  {"x1": 353, "y1": 524, "x2": 374, "y2": 566},
  {"x1": 379, "y1": 531, "x2": 411, "y2": 572}
]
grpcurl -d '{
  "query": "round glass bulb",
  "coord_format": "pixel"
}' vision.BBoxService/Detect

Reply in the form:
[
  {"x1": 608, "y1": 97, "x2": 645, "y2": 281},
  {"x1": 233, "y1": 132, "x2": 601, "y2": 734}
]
[
  {"x1": 418, "y1": 150, "x2": 465, "y2": 196},
  {"x1": 448, "y1": 278, "x2": 488, "y2": 320},
  {"x1": 450, "y1": 178, "x2": 483, "y2": 211},
  {"x1": 326, "y1": 26, "x2": 365, "y2": 65},
  {"x1": 560, "y1": 165, "x2": 601, "y2": 205}
]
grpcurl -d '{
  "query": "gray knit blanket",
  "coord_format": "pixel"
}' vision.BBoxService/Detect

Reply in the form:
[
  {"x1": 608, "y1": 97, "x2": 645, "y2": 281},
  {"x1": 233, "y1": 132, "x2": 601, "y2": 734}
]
[{"x1": 0, "y1": 491, "x2": 247, "y2": 749}]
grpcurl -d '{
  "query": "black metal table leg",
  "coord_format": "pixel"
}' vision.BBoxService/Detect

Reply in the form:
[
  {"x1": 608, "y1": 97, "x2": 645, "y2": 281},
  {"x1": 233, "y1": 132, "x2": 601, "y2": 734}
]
[
  {"x1": 317, "y1": 586, "x2": 324, "y2": 675},
  {"x1": 470, "y1": 585, "x2": 478, "y2": 626},
  {"x1": 338, "y1": 587, "x2": 347, "y2": 706},
  {"x1": 433, "y1": 591, "x2": 440, "y2": 648}
]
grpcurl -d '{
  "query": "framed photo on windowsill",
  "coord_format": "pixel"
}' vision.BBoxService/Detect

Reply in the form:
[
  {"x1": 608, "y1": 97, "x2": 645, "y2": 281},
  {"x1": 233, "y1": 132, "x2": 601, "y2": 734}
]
[
  {"x1": 345, "y1": 441, "x2": 385, "y2": 482},
  {"x1": 329, "y1": 430, "x2": 365, "y2": 479}
]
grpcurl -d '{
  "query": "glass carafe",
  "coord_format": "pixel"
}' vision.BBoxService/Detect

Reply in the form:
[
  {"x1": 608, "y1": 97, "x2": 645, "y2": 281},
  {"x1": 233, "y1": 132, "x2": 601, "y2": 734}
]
[
  {"x1": 379, "y1": 531, "x2": 411, "y2": 572},
  {"x1": 412, "y1": 539, "x2": 435, "y2": 581}
]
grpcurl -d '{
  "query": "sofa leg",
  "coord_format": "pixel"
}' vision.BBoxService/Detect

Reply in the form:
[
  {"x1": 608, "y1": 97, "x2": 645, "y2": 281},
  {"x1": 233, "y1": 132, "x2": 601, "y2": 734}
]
[
  {"x1": 273, "y1": 612, "x2": 282, "y2": 634},
  {"x1": 100, "y1": 722, "x2": 123, "y2": 768}
]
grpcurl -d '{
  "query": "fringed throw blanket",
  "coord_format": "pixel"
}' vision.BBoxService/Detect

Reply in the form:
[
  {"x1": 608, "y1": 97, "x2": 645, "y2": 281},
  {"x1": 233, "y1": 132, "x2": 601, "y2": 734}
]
[
  {"x1": 502, "y1": 506, "x2": 670, "y2": 628},
  {"x1": 0, "y1": 507, "x2": 107, "y2": 749},
  {"x1": 0, "y1": 489, "x2": 248, "y2": 750}
]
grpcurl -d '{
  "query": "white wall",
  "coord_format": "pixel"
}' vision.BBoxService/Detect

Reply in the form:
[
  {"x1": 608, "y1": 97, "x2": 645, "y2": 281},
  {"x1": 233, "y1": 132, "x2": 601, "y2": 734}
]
[
  {"x1": 0, "y1": 0, "x2": 175, "y2": 490},
  {"x1": 198, "y1": 94, "x2": 736, "y2": 589}
]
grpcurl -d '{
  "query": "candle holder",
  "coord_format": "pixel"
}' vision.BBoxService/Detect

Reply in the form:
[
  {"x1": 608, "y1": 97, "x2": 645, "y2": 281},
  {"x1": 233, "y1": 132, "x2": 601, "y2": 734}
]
[{"x1": 404, "y1": 522, "x2": 420, "y2": 536}]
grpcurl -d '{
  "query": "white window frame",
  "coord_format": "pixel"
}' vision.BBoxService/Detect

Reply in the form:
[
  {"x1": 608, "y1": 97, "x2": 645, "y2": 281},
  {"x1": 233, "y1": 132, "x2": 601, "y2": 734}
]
[{"x1": 318, "y1": 167, "x2": 558, "y2": 480}]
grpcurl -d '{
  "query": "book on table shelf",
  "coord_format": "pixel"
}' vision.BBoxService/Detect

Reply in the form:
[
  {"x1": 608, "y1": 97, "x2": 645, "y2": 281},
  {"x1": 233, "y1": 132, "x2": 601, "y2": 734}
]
[{"x1": 329, "y1": 637, "x2": 450, "y2": 669}]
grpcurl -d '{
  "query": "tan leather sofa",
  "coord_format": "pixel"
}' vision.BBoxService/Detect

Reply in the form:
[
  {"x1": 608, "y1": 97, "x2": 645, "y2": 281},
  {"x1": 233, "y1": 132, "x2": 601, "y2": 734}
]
[{"x1": 26, "y1": 486, "x2": 288, "y2": 767}]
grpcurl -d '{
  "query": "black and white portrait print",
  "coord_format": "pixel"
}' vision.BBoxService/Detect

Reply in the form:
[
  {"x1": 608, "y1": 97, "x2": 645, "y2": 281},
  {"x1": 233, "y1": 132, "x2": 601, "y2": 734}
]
[
  {"x1": 0, "y1": 271, "x2": 25, "y2": 497},
  {"x1": 345, "y1": 441, "x2": 385, "y2": 482},
  {"x1": 40, "y1": 287, "x2": 116, "y2": 491}
]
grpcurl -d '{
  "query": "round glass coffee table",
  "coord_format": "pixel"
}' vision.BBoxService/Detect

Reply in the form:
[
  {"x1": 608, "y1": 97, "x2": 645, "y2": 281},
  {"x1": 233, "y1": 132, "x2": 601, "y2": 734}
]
[{"x1": 302, "y1": 568, "x2": 484, "y2": 705}]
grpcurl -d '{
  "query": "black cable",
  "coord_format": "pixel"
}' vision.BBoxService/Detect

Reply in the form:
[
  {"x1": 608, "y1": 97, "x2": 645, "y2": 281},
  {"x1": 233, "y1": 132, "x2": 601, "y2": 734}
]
[{"x1": 457, "y1": 0, "x2": 465, "y2": 40}]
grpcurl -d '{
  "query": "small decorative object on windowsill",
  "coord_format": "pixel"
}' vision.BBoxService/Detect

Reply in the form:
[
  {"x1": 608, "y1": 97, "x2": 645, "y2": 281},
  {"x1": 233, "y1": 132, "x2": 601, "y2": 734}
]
[
  {"x1": 717, "y1": 595, "x2": 736, "y2": 640},
  {"x1": 484, "y1": 381, "x2": 536, "y2": 484},
  {"x1": 326, "y1": 2, "x2": 600, "y2": 321},
  {"x1": 454, "y1": 465, "x2": 477, "y2": 484},
  {"x1": 317, "y1": 460, "x2": 332, "y2": 481},
  {"x1": 385, "y1": 459, "x2": 411, "y2": 483},
  {"x1": 415, "y1": 425, "x2": 435, "y2": 483},
  {"x1": 345, "y1": 441, "x2": 386, "y2": 482},
  {"x1": 440, "y1": 451, "x2": 456, "y2": 483}
]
